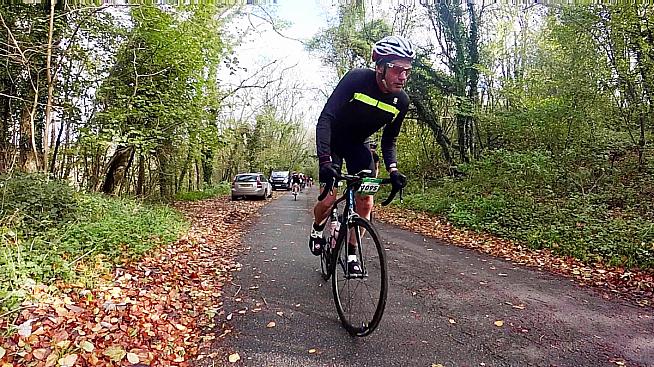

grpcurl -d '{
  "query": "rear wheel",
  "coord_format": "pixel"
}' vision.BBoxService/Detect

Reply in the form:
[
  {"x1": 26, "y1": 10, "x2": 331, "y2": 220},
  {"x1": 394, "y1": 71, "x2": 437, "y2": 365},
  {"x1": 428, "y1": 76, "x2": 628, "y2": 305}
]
[{"x1": 332, "y1": 216, "x2": 387, "y2": 337}]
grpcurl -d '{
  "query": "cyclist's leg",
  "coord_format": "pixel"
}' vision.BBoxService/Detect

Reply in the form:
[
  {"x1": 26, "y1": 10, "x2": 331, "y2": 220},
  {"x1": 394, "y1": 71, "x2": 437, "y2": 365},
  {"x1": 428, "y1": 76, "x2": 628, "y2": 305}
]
[
  {"x1": 343, "y1": 143, "x2": 375, "y2": 222},
  {"x1": 341, "y1": 144, "x2": 375, "y2": 271},
  {"x1": 309, "y1": 156, "x2": 343, "y2": 255}
]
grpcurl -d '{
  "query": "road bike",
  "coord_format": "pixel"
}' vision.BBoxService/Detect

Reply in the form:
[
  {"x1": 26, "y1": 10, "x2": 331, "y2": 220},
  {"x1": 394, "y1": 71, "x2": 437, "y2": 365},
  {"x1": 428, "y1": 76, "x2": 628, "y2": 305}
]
[
  {"x1": 292, "y1": 183, "x2": 300, "y2": 200},
  {"x1": 317, "y1": 170, "x2": 402, "y2": 337}
]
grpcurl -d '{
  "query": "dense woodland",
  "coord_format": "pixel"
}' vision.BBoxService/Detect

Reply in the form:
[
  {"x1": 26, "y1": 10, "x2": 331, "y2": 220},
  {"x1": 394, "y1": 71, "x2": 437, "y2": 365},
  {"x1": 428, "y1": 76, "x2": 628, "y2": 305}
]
[{"x1": 1, "y1": 1, "x2": 653, "y2": 311}]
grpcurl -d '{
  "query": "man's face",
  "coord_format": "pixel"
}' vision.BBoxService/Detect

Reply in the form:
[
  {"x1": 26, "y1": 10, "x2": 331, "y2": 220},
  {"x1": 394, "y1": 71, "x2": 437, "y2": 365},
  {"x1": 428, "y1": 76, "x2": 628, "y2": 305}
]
[{"x1": 377, "y1": 59, "x2": 412, "y2": 93}]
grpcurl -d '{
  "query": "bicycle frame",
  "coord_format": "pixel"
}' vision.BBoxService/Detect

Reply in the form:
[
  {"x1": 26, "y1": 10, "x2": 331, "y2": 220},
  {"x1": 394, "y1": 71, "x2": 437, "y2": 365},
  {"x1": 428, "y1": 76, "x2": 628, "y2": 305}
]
[{"x1": 328, "y1": 179, "x2": 369, "y2": 277}]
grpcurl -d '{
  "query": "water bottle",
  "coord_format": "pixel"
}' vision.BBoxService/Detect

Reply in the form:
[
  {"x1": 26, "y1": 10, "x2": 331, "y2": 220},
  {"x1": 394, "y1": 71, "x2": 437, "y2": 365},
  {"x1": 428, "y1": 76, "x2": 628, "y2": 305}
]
[{"x1": 329, "y1": 214, "x2": 339, "y2": 249}]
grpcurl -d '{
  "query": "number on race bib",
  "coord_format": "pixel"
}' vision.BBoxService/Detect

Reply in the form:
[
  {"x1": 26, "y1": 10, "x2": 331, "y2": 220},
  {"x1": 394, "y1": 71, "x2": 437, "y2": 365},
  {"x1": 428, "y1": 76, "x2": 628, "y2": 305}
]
[{"x1": 357, "y1": 178, "x2": 383, "y2": 195}]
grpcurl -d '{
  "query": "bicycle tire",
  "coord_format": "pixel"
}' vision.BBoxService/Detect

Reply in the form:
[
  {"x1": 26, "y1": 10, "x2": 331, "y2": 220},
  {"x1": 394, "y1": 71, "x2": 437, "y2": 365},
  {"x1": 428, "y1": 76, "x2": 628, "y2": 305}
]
[{"x1": 332, "y1": 216, "x2": 387, "y2": 337}]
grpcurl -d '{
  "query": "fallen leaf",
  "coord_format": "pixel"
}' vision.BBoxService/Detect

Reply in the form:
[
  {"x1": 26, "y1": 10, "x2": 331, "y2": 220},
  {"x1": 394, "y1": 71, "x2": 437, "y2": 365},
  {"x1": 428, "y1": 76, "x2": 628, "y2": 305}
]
[
  {"x1": 126, "y1": 352, "x2": 140, "y2": 364},
  {"x1": 432, "y1": 364, "x2": 444, "y2": 367},
  {"x1": 266, "y1": 321, "x2": 276, "y2": 328},
  {"x1": 88, "y1": 353, "x2": 99, "y2": 365},
  {"x1": 58, "y1": 354, "x2": 78, "y2": 367},
  {"x1": 79, "y1": 340, "x2": 94, "y2": 353},
  {"x1": 17, "y1": 319, "x2": 34, "y2": 337},
  {"x1": 0, "y1": 347, "x2": 5, "y2": 359},
  {"x1": 103, "y1": 346, "x2": 126, "y2": 362},
  {"x1": 228, "y1": 353, "x2": 240, "y2": 363},
  {"x1": 55, "y1": 340, "x2": 71, "y2": 349},
  {"x1": 276, "y1": 311, "x2": 284, "y2": 317},
  {"x1": 308, "y1": 349, "x2": 317, "y2": 354},
  {"x1": 45, "y1": 352, "x2": 59, "y2": 367},
  {"x1": 33, "y1": 348, "x2": 48, "y2": 360},
  {"x1": 494, "y1": 320, "x2": 504, "y2": 327}
]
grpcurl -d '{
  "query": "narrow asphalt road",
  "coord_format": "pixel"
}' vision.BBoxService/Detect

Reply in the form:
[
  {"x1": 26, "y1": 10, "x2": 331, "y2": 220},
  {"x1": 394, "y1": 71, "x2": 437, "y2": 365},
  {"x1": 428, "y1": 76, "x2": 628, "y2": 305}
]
[{"x1": 217, "y1": 187, "x2": 653, "y2": 367}]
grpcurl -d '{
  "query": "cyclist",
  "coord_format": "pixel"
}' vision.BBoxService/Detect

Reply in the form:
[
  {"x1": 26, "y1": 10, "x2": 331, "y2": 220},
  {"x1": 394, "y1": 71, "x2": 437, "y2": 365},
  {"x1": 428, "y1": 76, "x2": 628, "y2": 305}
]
[
  {"x1": 300, "y1": 173, "x2": 306, "y2": 192},
  {"x1": 308, "y1": 35, "x2": 412, "y2": 275},
  {"x1": 291, "y1": 172, "x2": 301, "y2": 194}
]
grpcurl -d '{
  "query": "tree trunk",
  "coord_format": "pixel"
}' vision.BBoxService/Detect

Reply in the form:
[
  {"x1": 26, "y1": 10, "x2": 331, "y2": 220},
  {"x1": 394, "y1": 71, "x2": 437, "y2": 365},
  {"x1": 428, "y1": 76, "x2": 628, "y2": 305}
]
[
  {"x1": 156, "y1": 143, "x2": 174, "y2": 200},
  {"x1": 202, "y1": 147, "x2": 213, "y2": 186},
  {"x1": 456, "y1": 114, "x2": 468, "y2": 163},
  {"x1": 43, "y1": 0, "x2": 56, "y2": 173},
  {"x1": 0, "y1": 82, "x2": 11, "y2": 173},
  {"x1": 466, "y1": 3, "x2": 479, "y2": 159},
  {"x1": 101, "y1": 145, "x2": 135, "y2": 195},
  {"x1": 412, "y1": 97, "x2": 453, "y2": 165},
  {"x1": 177, "y1": 147, "x2": 191, "y2": 192},
  {"x1": 19, "y1": 104, "x2": 38, "y2": 172},
  {"x1": 136, "y1": 153, "x2": 145, "y2": 197},
  {"x1": 50, "y1": 115, "x2": 66, "y2": 174},
  {"x1": 196, "y1": 157, "x2": 202, "y2": 190}
]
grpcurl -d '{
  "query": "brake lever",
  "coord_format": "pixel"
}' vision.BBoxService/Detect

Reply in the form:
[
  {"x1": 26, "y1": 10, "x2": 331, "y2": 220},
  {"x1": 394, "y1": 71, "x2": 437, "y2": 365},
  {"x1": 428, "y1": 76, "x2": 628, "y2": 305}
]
[
  {"x1": 317, "y1": 181, "x2": 333, "y2": 201},
  {"x1": 381, "y1": 187, "x2": 399, "y2": 206}
]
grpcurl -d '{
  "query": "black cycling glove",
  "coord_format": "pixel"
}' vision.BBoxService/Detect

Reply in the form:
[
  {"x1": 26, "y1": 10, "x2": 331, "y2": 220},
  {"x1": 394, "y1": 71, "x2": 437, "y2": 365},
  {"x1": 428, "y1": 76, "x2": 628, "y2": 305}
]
[
  {"x1": 319, "y1": 163, "x2": 339, "y2": 183},
  {"x1": 317, "y1": 163, "x2": 339, "y2": 200},
  {"x1": 390, "y1": 170, "x2": 407, "y2": 191}
]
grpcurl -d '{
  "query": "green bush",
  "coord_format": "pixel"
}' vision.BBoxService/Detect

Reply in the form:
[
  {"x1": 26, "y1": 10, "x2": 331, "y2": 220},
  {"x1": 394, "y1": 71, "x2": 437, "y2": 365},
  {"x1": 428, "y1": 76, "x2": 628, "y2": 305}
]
[
  {"x1": 174, "y1": 182, "x2": 231, "y2": 201},
  {"x1": 0, "y1": 173, "x2": 77, "y2": 233},
  {"x1": 61, "y1": 194, "x2": 187, "y2": 261},
  {"x1": 398, "y1": 150, "x2": 654, "y2": 269}
]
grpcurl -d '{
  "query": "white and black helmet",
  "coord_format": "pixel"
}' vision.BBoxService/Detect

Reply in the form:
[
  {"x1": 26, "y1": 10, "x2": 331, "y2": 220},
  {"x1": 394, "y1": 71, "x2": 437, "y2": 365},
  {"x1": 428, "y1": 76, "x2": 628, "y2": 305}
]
[{"x1": 371, "y1": 35, "x2": 416, "y2": 64}]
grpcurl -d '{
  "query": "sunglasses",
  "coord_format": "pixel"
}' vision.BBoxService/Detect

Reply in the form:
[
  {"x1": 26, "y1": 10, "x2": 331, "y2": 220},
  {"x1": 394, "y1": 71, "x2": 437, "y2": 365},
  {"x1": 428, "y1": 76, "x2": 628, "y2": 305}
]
[{"x1": 386, "y1": 62, "x2": 412, "y2": 77}]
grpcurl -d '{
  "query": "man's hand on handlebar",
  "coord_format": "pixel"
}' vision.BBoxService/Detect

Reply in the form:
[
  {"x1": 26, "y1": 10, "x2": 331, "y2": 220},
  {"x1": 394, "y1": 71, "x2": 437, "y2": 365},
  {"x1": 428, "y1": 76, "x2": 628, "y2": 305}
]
[
  {"x1": 319, "y1": 163, "x2": 339, "y2": 183},
  {"x1": 389, "y1": 170, "x2": 407, "y2": 191}
]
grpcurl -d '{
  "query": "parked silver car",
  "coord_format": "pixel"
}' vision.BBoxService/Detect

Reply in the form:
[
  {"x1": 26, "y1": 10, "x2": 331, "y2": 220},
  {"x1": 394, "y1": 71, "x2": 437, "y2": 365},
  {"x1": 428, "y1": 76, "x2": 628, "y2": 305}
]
[{"x1": 231, "y1": 173, "x2": 272, "y2": 200}]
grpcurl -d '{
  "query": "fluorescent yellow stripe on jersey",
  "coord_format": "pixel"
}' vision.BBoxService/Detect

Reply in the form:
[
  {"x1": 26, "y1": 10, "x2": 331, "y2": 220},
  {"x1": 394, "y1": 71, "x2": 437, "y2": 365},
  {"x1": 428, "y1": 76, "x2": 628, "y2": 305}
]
[{"x1": 352, "y1": 92, "x2": 400, "y2": 120}]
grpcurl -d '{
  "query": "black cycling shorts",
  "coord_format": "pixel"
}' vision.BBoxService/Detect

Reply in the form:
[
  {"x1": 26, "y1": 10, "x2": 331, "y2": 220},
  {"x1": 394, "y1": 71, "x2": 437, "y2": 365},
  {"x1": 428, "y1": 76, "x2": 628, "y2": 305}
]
[{"x1": 319, "y1": 142, "x2": 375, "y2": 183}]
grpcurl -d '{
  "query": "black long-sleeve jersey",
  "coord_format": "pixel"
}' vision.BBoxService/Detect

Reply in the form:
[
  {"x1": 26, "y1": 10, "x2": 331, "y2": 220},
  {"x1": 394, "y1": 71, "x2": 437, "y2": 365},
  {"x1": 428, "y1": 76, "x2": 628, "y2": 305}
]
[{"x1": 316, "y1": 68, "x2": 409, "y2": 170}]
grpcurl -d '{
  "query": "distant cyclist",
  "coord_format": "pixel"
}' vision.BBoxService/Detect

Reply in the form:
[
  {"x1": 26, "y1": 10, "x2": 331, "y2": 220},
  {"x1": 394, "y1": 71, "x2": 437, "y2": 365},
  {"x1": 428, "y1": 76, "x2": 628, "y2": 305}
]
[
  {"x1": 291, "y1": 172, "x2": 301, "y2": 194},
  {"x1": 300, "y1": 173, "x2": 306, "y2": 192},
  {"x1": 307, "y1": 35, "x2": 412, "y2": 275}
]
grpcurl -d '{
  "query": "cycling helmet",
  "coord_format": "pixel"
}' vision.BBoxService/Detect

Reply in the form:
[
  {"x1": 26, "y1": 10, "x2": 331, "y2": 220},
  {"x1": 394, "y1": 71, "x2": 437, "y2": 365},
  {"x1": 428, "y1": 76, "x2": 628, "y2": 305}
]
[{"x1": 372, "y1": 35, "x2": 416, "y2": 64}]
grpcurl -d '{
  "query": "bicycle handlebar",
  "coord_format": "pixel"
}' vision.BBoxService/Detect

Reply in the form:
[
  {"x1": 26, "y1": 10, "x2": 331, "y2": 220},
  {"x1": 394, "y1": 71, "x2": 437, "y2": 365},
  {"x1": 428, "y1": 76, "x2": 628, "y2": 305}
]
[{"x1": 317, "y1": 172, "x2": 404, "y2": 206}]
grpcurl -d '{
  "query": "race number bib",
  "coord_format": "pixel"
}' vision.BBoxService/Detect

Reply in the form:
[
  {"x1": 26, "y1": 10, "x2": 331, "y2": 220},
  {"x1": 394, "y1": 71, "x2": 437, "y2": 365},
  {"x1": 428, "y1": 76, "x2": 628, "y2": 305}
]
[{"x1": 357, "y1": 178, "x2": 383, "y2": 195}]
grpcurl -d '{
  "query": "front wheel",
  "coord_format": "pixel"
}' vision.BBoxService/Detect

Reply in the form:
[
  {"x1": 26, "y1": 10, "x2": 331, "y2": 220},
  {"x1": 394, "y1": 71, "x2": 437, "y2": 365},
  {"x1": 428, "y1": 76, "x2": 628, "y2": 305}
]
[
  {"x1": 320, "y1": 236, "x2": 334, "y2": 281},
  {"x1": 332, "y1": 216, "x2": 387, "y2": 337}
]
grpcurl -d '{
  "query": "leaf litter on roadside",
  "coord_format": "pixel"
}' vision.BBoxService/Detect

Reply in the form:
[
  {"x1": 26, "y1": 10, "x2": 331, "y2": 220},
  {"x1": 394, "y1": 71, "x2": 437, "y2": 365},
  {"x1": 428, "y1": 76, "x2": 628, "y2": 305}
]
[
  {"x1": 376, "y1": 206, "x2": 653, "y2": 308},
  {"x1": 0, "y1": 196, "x2": 269, "y2": 366}
]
